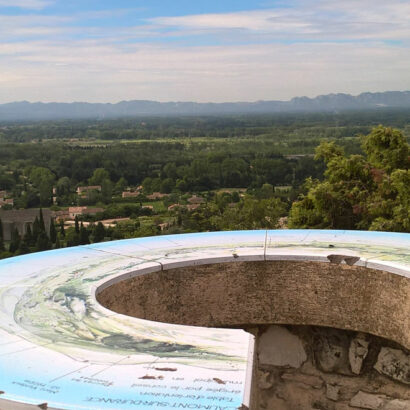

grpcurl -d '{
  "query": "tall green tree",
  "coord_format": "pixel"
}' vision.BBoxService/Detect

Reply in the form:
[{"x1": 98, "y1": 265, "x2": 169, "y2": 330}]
[
  {"x1": 39, "y1": 208, "x2": 46, "y2": 232},
  {"x1": 66, "y1": 228, "x2": 80, "y2": 247},
  {"x1": 32, "y1": 216, "x2": 41, "y2": 243},
  {"x1": 59, "y1": 219, "x2": 65, "y2": 237},
  {"x1": 9, "y1": 227, "x2": 21, "y2": 254},
  {"x1": 89, "y1": 168, "x2": 110, "y2": 185},
  {"x1": 35, "y1": 232, "x2": 50, "y2": 252},
  {"x1": 55, "y1": 235, "x2": 61, "y2": 249},
  {"x1": 74, "y1": 216, "x2": 80, "y2": 234},
  {"x1": 17, "y1": 237, "x2": 30, "y2": 255},
  {"x1": 23, "y1": 223, "x2": 34, "y2": 247},
  {"x1": 92, "y1": 222, "x2": 106, "y2": 243},
  {"x1": 29, "y1": 167, "x2": 55, "y2": 206},
  {"x1": 289, "y1": 126, "x2": 410, "y2": 232},
  {"x1": 49, "y1": 219, "x2": 57, "y2": 244},
  {"x1": 79, "y1": 222, "x2": 90, "y2": 245}
]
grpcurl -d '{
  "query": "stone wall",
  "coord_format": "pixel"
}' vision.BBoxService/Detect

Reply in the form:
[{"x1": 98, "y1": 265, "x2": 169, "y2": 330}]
[
  {"x1": 97, "y1": 261, "x2": 410, "y2": 349},
  {"x1": 97, "y1": 260, "x2": 410, "y2": 409},
  {"x1": 251, "y1": 325, "x2": 410, "y2": 410}
]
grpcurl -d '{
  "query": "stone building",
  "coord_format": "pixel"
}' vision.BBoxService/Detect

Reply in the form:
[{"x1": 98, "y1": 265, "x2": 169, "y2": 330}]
[{"x1": 0, "y1": 209, "x2": 52, "y2": 241}]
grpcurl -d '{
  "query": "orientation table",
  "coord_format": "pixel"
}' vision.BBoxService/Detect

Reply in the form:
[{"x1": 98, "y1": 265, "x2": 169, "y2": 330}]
[{"x1": 0, "y1": 230, "x2": 409, "y2": 409}]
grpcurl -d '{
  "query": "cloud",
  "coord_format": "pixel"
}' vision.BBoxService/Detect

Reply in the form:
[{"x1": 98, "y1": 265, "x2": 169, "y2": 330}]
[
  {"x1": 0, "y1": 14, "x2": 74, "y2": 41},
  {"x1": 151, "y1": 10, "x2": 312, "y2": 33},
  {"x1": 0, "y1": 0, "x2": 52, "y2": 10},
  {"x1": 0, "y1": 39, "x2": 408, "y2": 103},
  {"x1": 0, "y1": 0, "x2": 408, "y2": 102},
  {"x1": 150, "y1": 1, "x2": 410, "y2": 42}
]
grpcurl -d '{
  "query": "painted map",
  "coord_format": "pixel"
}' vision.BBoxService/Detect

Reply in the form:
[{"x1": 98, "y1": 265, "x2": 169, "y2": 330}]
[{"x1": 0, "y1": 230, "x2": 409, "y2": 409}]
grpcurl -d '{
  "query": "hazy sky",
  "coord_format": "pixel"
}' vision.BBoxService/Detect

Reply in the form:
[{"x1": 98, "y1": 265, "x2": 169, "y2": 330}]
[{"x1": 0, "y1": 0, "x2": 409, "y2": 103}]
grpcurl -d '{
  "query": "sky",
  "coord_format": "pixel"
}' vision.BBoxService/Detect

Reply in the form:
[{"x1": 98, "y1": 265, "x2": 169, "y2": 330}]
[{"x1": 0, "y1": 0, "x2": 409, "y2": 103}]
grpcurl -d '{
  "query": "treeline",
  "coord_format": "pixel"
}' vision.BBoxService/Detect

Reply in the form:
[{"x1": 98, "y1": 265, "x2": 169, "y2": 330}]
[
  {"x1": 0, "y1": 141, "x2": 324, "y2": 208},
  {"x1": 1, "y1": 109, "x2": 409, "y2": 143}
]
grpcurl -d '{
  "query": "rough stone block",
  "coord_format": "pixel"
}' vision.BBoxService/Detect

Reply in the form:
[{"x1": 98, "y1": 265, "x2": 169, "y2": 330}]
[
  {"x1": 258, "y1": 370, "x2": 274, "y2": 390},
  {"x1": 326, "y1": 383, "x2": 340, "y2": 401},
  {"x1": 349, "y1": 333, "x2": 370, "y2": 375},
  {"x1": 314, "y1": 328, "x2": 350, "y2": 374},
  {"x1": 374, "y1": 347, "x2": 410, "y2": 385},
  {"x1": 281, "y1": 372, "x2": 324, "y2": 389},
  {"x1": 383, "y1": 399, "x2": 410, "y2": 410},
  {"x1": 258, "y1": 325, "x2": 307, "y2": 368},
  {"x1": 350, "y1": 391, "x2": 387, "y2": 409}
]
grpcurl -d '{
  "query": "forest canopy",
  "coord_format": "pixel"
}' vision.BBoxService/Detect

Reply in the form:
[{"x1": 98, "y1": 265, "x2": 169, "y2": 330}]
[{"x1": 289, "y1": 126, "x2": 410, "y2": 232}]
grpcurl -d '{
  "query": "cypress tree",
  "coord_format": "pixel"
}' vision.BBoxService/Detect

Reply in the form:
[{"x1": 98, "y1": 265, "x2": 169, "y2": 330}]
[
  {"x1": 55, "y1": 235, "x2": 61, "y2": 249},
  {"x1": 17, "y1": 239, "x2": 30, "y2": 255},
  {"x1": 39, "y1": 208, "x2": 46, "y2": 233},
  {"x1": 35, "y1": 232, "x2": 50, "y2": 252},
  {"x1": 93, "y1": 222, "x2": 105, "y2": 243},
  {"x1": 23, "y1": 223, "x2": 33, "y2": 247},
  {"x1": 9, "y1": 227, "x2": 21, "y2": 254},
  {"x1": 32, "y1": 216, "x2": 41, "y2": 243},
  {"x1": 79, "y1": 222, "x2": 90, "y2": 245},
  {"x1": 49, "y1": 219, "x2": 57, "y2": 243},
  {"x1": 74, "y1": 216, "x2": 80, "y2": 234},
  {"x1": 59, "y1": 219, "x2": 65, "y2": 237}
]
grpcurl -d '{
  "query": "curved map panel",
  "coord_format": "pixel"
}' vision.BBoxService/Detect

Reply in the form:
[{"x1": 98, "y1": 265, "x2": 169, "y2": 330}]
[{"x1": 0, "y1": 230, "x2": 409, "y2": 409}]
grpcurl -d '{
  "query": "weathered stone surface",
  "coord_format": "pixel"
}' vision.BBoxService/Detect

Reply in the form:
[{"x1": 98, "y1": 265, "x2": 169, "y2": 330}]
[
  {"x1": 254, "y1": 326, "x2": 410, "y2": 410},
  {"x1": 98, "y1": 261, "x2": 410, "y2": 351},
  {"x1": 313, "y1": 399, "x2": 335, "y2": 410},
  {"x1": 281, "y1": 372, "x2": 324, "y2": 389},
  {"x1": 257, "y1": 371, "x2": 273, "y2": 390},
  {"x1": 374, "y1": 348, "x2": 410, "y2": 385},
  {"x1": 349, "y1": 333, "x2": 370, "y2": 375},
  {"x1": 314, "y1": 328, "x2": 350, "y2": 374},
  {"x1": 327, "y1": 254, "x2": 360, "y2": 266},
  {"x1": 350, "y1": 391, "x2": 387, "y2": 409},
  {"x1": 327, "y1": 254, "x2": 346, "y2": 264},
  {"x1": 344, "y1": 256, "x2": 360, "y2": 266},
  {"x1": 258, "y1": 325, "x2": 307, "y2": 368},
  {"x1": 350, "y1": 393, "x2": 410, "y2": 410},
  {"x1": 334, "y1": 404, "x2": 352, "y2": 410},
  {"x1": 383, "y1": 399, "x2": 410, "y2": 410},
  {"x1": 326, "y1": 383, "x2": 340, "y2": 401}
]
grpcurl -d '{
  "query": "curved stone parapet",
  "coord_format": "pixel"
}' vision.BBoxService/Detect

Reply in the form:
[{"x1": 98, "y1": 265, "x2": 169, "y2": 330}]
[
  {"x1": 0, "y1": 230, "x2": 409, "y2": 409},
  {"x1": 98, "y1": 261, "x2": 410, "y2": 350}
]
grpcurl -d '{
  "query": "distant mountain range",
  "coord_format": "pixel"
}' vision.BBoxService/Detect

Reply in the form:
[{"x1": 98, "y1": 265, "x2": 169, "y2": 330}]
[{"x1": 1, "y1": 91, "x2": 410, "y2": 121}]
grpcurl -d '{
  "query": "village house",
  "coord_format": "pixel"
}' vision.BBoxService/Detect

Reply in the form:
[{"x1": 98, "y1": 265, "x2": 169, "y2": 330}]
[
  {"x1": 0, "y1": 191, "x2": 13, "y2": 209},
  {"x1": 188, "y1": 195, "x2": 205, "y2": 204},
  {"x1": 122, "y1": 191, "x2": 140, "y2": 198},
  {"x1": 68, "y1": 207, "x2": 104, "y2": 219},
  {"x1": 52, "y1": 210, "x2": 70, "y2": 222},
  {"x1": 0, "y1": 198, "x2": 13, "y2": 208},
  {"x1": 122, "y1": 186, "x2": 142, "y2": 198}
]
